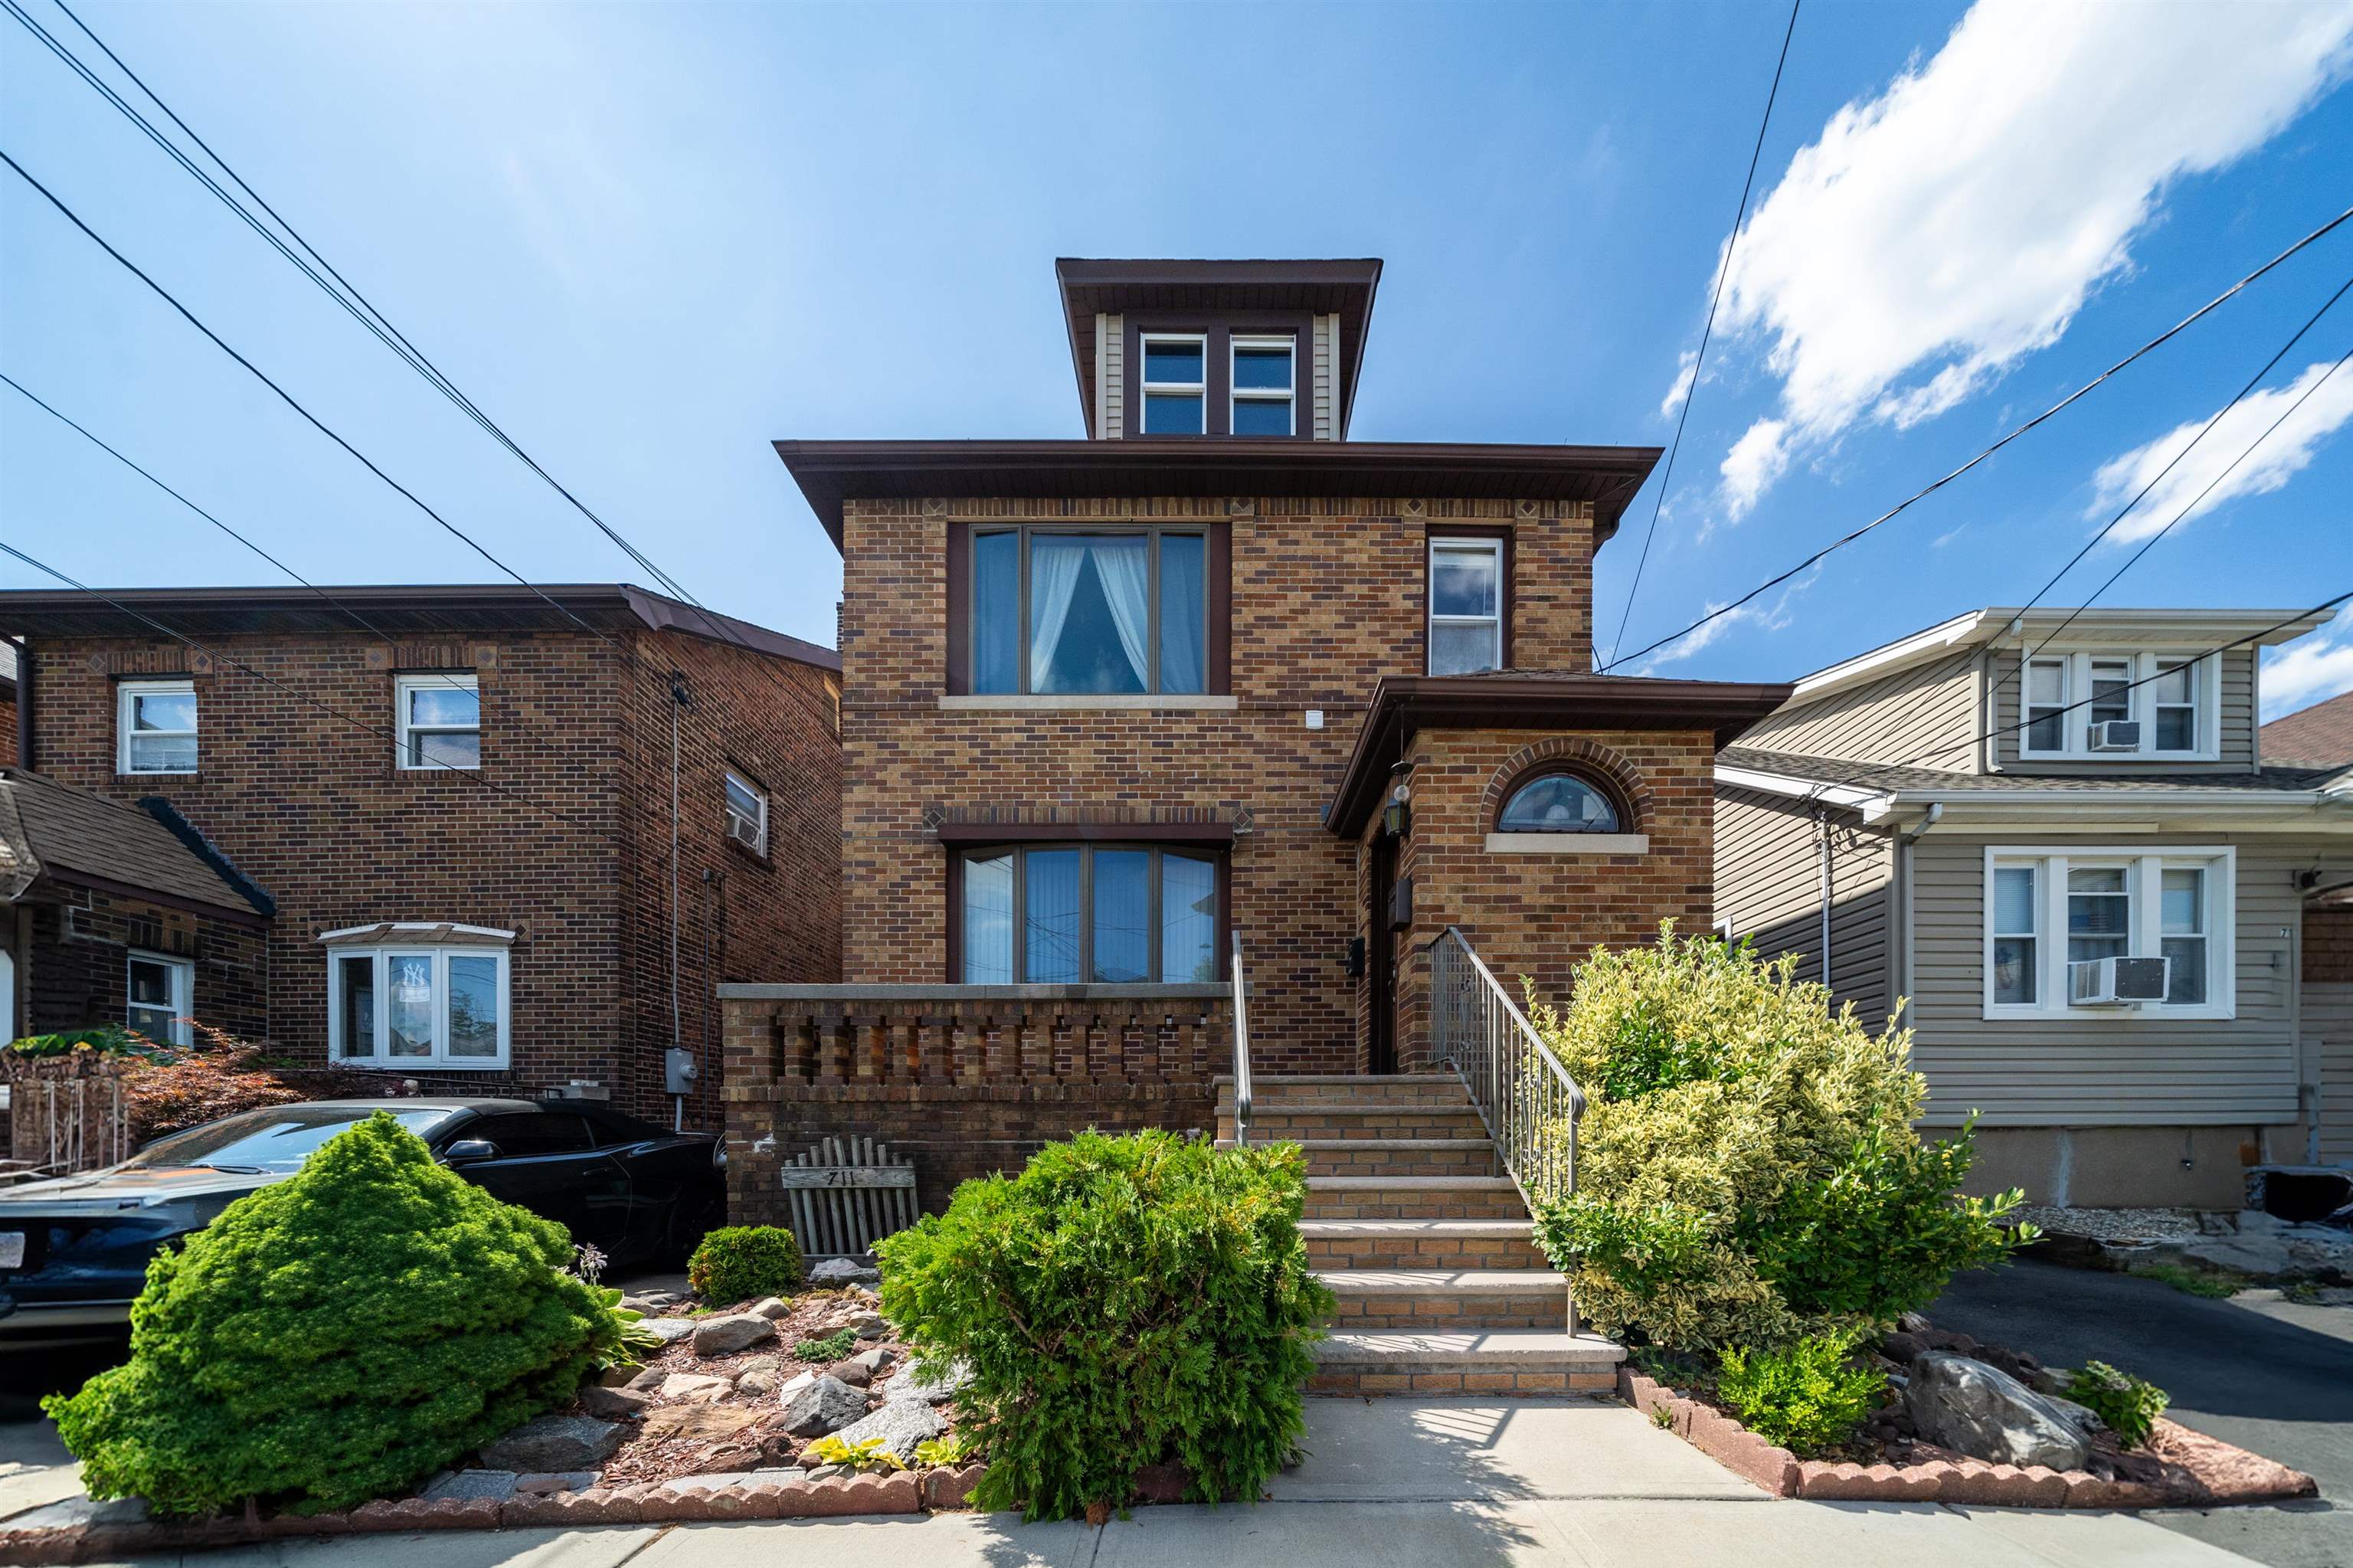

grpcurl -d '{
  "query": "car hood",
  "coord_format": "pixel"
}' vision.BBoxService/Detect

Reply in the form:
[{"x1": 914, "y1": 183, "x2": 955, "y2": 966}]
[{"x1": 0, "y1": 1164, "x2": 289, "y2": 1214}]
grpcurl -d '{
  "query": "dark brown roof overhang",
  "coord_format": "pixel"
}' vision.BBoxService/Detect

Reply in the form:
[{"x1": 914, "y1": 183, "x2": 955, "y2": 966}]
[
  {"x1": 1327, "y1": 672, "x2": 1795, "y2": 836},
  {"x1": 776, "y1": 439, "x2": 1662, "y2": 552},
  {"x1": 0, "y1": 584, "x2": 838, "y2": 672},
  {"x1": 1055, "y1": 258, "x2": 1383, "y2": 438}
]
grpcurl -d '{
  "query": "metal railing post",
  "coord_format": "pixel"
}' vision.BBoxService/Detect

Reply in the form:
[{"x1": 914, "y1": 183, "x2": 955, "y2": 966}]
[{"x1": 1229, "y1": 930, "x2": 1252, "y2": 1148}]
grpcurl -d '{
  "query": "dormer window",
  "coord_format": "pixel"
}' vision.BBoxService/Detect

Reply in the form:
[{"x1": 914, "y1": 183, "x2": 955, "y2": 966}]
[
  {"x1": 1141, "y1": 335, "x2": 1206, "y2": 434},
  {"x1": 2017, "y1": 650, "x2": 2212, "y2": 760},
  {"x1": 1230, "y1": 337, "x2": 1295, "y2": 436}
]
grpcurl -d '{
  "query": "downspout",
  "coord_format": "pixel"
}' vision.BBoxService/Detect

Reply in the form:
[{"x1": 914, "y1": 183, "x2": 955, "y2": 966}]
[
  {"x1": 1896, "y1": 804, "x2": 1942, "y2": 1021},
  {"x1": 12, "y1": 637, "x2": 31, "y2": 771},
  {"x1": 669, "y1": 673, "x2": 692, "y2": 1131},
  {"x1": 1816, "y1": 810, "x2": 1834, "y2": 992}
]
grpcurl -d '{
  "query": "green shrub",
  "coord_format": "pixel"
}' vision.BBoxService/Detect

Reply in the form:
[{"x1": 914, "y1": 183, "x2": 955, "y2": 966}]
[
  {"x1": 877, "y1": 1129, "x2": 1330, "y2": 1522},
  {"x1": 686, "y1": 1225, "x2": 803, "y2": 1304},
  {"x1": 2067, "y1": 1360, "x2": 2168, "y2": 1448},
  {"x1": 44, "y1": 1113, "x2": 622, "y2": 1515},
  {"x1": 1529, "y1": 927, "x2": 2034, "y2": 1350},
  {"x1": 1715, "y1": 1331, "x2": 1886, "y2": 1457},
  {"x1": 794, "y1": 1326, "x2": 858, "y2": 1363}
]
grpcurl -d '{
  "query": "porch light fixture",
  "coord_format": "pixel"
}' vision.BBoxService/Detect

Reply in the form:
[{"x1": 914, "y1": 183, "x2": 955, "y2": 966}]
[{"x1": 1383, "y1": 763, "x2": 1413, "y2": 839}]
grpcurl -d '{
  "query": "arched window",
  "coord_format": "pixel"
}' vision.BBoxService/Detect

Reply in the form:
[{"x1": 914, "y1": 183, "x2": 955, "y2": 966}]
[{"x1": 1495, "y1": 770, "x2": 1624, "y2": 834}]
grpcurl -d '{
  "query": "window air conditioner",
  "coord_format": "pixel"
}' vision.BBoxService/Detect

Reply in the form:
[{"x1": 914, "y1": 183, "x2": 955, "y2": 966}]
[
  {"x1": 2068, "y1": 956, "x2": 2168, "y2": 1006},
  {"x1": 727, "y1": 813, "x2": 762, "y2": 849},
  {"x1": 2087, "y1": 720, "x2": 2142, "y2": 751}
]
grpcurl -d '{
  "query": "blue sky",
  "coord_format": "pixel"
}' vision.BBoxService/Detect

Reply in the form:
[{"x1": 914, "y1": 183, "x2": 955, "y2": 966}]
[{"x1": 4, "y1": 0, "x2": 2351, "y2": 716}]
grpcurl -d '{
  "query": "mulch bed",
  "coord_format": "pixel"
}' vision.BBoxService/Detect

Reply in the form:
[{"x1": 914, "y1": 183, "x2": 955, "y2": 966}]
[{"x1": 1621, "y1": 1316, "x2": 2315, "y2": 1508}]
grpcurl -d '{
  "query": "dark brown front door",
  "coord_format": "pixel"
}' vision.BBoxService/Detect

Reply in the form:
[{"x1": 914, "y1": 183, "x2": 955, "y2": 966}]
[{"x1": 1368, "y1": 835, "x2": 1398, "y2": 1075}]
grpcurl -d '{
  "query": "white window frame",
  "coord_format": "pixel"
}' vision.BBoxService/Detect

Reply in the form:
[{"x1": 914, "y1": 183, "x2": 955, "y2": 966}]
[
  {"x1": 1427, "y1": 537, "x2": 1504, "y2": 675},
  {"x1": 1138, "y1": 332, "x2": 1207, "y2": 435},
  {"x1": 116, "y1": 679, "x2": 198, "y2": 776},
  {"x1": 2014, "y1": 650, "x2": 2217, "y2": 761},
  {"x1": 724, "y1": 768, "x2": 769, "y2": 856},
  {"x1": 328, "y1": 944, "x2": 511, "y2": 1068},
  {"x1": 1980, "y1": 845, "x2": 2234, "y2": 1021},
  {"x1": 1229, "y1": 334, "x2": 1295, "y2": 436},
  {"x1": 125, "y1": 950, "x2": 193, "y2": 1047},
  {"x1": 394, "y1": 673, "x2": 482, "y2": 772}
]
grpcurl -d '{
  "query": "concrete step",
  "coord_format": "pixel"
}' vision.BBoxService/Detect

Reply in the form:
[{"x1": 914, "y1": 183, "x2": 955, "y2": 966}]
[
  {"x1": 1318, "y1": 1268, "x2": 1569, "y2": 1332},
  {"x1": 1216, "y1": 1102, "x2": 1490, "y2": 1141},
  {"x1": 1302, "y1": 1219, "x2": 1549, "y2": 1271},
  {"x1": 1222, "y1": 1138, "x2": 1496, "y2": 1177},
  {"x1": 1218, "y1": 1073, "x2": 1472, "y2": 1107},
  {"x1": 1307, "y1": 1329, "x2": 1623, "y2": 1397},
  {"x1": 1305, "y1": 1175, "x2": 1527, "y2": 1221}
]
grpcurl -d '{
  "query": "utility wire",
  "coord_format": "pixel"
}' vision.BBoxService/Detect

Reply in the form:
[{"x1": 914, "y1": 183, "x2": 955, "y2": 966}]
[
  {"x1": 0, "y1": 538, "x2": 630, "y2": 852},
  {"x1": 1606, "y1": 0, "x2": 1800, "y2": 667},
  {"x1": 1599, "y1": 201, "x2": 2353, "y2": 673}
]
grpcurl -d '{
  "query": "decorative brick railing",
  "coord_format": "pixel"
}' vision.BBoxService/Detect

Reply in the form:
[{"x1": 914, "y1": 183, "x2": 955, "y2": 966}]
[{"x1": 717, "y1": 983, "x2": 1234, "y2": 1220}]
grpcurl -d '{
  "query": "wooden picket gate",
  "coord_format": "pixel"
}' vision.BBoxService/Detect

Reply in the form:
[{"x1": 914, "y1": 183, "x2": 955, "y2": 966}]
[{"x1": 780, "y1": 1135, "x2": 918, "y2": 1264}]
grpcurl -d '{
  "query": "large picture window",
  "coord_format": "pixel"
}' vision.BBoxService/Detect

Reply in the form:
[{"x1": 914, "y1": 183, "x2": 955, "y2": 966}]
[
  {"x1": 969, "y1": 527, "x2": 1209, "y2": 696},
  {"x1": 957, "y1": 844, "x2": 1220, "y2": 984},
  {"x1": 1982, "y1": 847, "x2": 2233, "y2": 1020},
  {"x1": 329, "y1": 944, "x2": 509, "y2": 1066}
]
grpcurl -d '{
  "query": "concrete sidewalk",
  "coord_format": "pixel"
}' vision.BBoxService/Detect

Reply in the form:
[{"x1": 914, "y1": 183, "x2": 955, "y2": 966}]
[{"x1": 19, "y1": 1397, "x2": 2273, "y2": 1566}]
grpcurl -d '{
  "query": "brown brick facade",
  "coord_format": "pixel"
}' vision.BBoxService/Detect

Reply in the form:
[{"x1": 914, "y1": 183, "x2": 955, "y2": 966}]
[
  {"x1": 11, "y1": 886, "x2": 269, "y2": 1043},
  {"x1": 18, "y1": 623, "x2": 839, "y2": 1125}
]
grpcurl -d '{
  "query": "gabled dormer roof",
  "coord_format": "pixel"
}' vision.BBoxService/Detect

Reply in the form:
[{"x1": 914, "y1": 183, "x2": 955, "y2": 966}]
[{"x1": 1055, "y1": 258, "x2": 1383, "y2": 439}]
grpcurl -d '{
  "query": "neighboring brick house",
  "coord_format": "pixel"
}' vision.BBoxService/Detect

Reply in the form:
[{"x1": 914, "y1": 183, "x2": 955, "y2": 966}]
[
  {"x1": 722, "y1": 257, "x2": 1785, "y2": 1211},
  {"x1": 0, "y1": 584, "x2": 842, "y2": 1127},
  {"x1": 2, "y1": 641, "x2": 18, "y2": 768}
]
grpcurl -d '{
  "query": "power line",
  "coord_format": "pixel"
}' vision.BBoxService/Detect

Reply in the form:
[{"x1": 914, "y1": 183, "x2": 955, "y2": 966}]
[
  {"x1": 0, "y1": 538, "x2": 630, "y2": 852},
  {"x1": 1605, "y1": 0, "x2": 1800, "y2": 667},
  {"x1": 1599, "y1": 200, "x2": 2353, "y2": 673}
]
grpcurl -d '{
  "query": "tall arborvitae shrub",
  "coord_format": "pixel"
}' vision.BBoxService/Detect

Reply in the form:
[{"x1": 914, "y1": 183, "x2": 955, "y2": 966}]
[
  {"x1": 47, "y1": 1113, "x2": 623, "y2": 1514},
  {"x1": 878, "y1": 1130, "x2": 1331, "y2": 1521}
]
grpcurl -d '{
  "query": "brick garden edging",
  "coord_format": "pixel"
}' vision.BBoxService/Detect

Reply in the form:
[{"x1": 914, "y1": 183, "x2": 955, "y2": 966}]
[
  {"x1": 0, "y1": 1465, "x2": 991, "y2": 1563},
  {"x1": 1616, "y1": 1367, "x2": 2316, "y2": 1508}
]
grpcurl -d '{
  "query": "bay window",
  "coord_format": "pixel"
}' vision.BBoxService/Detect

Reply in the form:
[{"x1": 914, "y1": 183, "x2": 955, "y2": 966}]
[
  {"x1": 1982, "y1": 847, "x2": 2233, "y2": 1019},
  {"x1": 2016, "y1": 650, "x2": 2212, "y2": 758},
  {"x1": 329, "y1": 941, "x2": 509, "y2": 1066},
  {"x1": 957, "y1": 844, "x2": 1221, "y2": 984},
  {"x1": 968, "y1": 527, "x2": 1209, "y2": 696}
]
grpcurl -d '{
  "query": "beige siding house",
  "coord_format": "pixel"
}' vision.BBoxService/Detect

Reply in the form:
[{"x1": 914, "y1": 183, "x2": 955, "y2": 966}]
[{"x1": 1714, "y1": 607, "x2": 2353, "y2": 1208}]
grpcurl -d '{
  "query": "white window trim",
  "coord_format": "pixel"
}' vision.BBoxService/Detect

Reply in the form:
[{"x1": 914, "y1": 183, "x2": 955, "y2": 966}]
[
  {"x1": 2015, "y1": 650, "x2": 2218, "y2": 761},
  {"x1": 1229, "y1": 334, "x2": 1295, "y2": 436},
  {"x1": 1139, "y1": 332, "x2": 1207, "y2": 435},
  {"x1": 1980, "y1": 845, "x2": 2235, "y2": 1021},
  {"x1": 116, "y1": 679, "x2": 198, "y2": 776},
  {"x1": 125, "y1": 950, "x2": 193, "y2": 1047},
  {"x1": 1428, "y1": 537, "x2": 1504, "y2": 675},
  {"x1": 725, "y1": 768, "x2": 769, "y2": 856},
  {"x1": 394, "y1": 673, "x2": 482, "y2": 772},
  {"x1": 328, "y1": 944, "x2": 511, "y2": 1068}
]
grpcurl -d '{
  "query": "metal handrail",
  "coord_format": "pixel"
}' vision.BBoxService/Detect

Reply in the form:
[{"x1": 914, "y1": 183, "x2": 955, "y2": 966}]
[
  {"x1": 1229, "y1": 929, "x2": 1252, "y2": 1147},
  {"x1": 1428, "y1": 926, "x2": 1586, "y2": 1211}
]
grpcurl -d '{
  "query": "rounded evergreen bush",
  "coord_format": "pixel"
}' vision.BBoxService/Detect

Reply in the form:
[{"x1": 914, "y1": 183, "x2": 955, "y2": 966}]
[
  {"x1": 45, "y1": 1112, "x2": 623, "y2": 1515},
  {"x1": 877, "y1": 1129, "x2": 1332, "y2": 1521},
  {"x1": 1529, "y1": 925, "x2": 2036, "y2": 1350},
  {"x1": 686, "y1": 1224, "x2": 803, "y2": 1304}
]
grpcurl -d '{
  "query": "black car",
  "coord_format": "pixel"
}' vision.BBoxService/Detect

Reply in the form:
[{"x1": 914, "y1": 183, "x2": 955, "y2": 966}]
[{"x1": 0, "y1": 1098, "x2": 725, "y2": 1352}]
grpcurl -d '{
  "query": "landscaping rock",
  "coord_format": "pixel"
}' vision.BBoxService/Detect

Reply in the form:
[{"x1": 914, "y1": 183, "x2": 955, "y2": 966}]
[
  {"x1": 421, "y1": 1469, "x2": 518, "y2": 1501},
  {"x1": 640, "y1": 1318, "x2": 697, "y2": 1345},
  {"x1": 780, "y1": 1374, "x2": 871, "y2": 1438},
  {"x1": 737, "y1": 1370, "x2": 781, "y2": 1399},
  {"x1": 627, "y1": 1364, "x2": 670, "y2": 1391},
  {"x1": 826, "y1": 1358, "x2": 874, "y2": 1389},
  {"x1": 480, "y1": 1415, "x2": 625, "y2": 1473},
  {"x1": 579, "y1": 1384, "x2": 653, "y2": 1419},
  {"x1": 850, "y1": 1312, "x2": 889, "y2": 1340},
  {"x1": 514, "y1": 1471, "x2": 597, "y2": 1494},
  {"x1": 659, "y1": 1372, "x2": 735, "y2": 1403},
  {"x1": 1905, "y1": 1352, "x2": 2093, "y2": 1470},
  {"x1": 694, "y1": 1313, "x2": 779, "y2": 1357},
  {"x1": 642, "y1": 1404, "x2": 765, "y2": 1442},
  {"x1": 1879, "y1": 1331, "x2": 1925, "y2": 1364},
  {"x1": 618, "y1": 1297, "x2": 661, "y2": 1315},
  {"x1": 808, "y1": 1259, "x2": 881, "y2": 1288},
  {"x1": 751, "y1": 1297, "x2": 793, "y2": 1320},
  {"x1": 777, "y1": 1368, "x2": 817, "y2": 1403},
  {"x1": 887, "y1": 1358, "x2": 974, "y2": 1406},
  {"x1": 830, "y1": 1398, "x2": 946, "y2": 1465},
  {"x1": 738, "y1": 1355, "x2": 783, "y2": 1377},
  {"x1": 846, "y1": 1346, "x2": 895, "y2": 1375}
]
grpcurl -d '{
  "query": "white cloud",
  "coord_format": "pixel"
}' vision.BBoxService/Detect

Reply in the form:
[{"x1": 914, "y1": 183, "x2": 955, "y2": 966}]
[
  {"x1": 2086, "y1": 359, "x2": 2353, "y2": 542},
  {"x1": 1631, "y1": 570, "x2": 1816, "y2": 672},
  {"x1": 2263, "y1": 628, "x2": 2353, "y2": 720},
  {"x1": 1659, "y1": 349, "x2": 1699, "y2": 419},
  {"x1": 1707, "y1": 0, "x2": 2353, "y2": 514},
  {"x1": 1719, "y1": 417, "x2": 1791, "y2": 520}
]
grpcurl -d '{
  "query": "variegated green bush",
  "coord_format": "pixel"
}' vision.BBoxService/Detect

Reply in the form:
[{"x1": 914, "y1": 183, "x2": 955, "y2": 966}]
[{"x1": 1529, "y1": 926, "x2": 2033, "y2": 1350}]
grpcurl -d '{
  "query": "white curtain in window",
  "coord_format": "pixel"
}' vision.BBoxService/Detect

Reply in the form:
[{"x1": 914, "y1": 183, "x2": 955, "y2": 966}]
[
  {"x1": 1090, "y1": 537, "x2": 1152, "y2": 689},
  {"x1": 1158, "y1": 536, "x2": 1204, "y2": 693},
  {"x1": 1028, "y1": 537, "x2": 1087, "y2": 691}
]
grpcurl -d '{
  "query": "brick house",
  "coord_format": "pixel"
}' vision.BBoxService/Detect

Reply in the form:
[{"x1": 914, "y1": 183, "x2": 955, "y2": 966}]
[
  {"x1": 1, "y1": 583, "x2": 841, "y2": 1127},
  {"x1": 721, "y1": 257, "x2": 1785, "y2": 1390}
]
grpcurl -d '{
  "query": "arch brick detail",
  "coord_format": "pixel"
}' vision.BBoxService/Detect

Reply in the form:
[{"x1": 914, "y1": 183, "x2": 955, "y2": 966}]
[{"x1": 1481, "y1": 736, "x2": 1654, "y2": 833}]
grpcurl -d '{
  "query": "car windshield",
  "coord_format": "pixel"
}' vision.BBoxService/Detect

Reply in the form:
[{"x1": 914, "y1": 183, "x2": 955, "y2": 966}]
[{"x1": 125, "y1": 1107, "x2": 457, "y2": 1174}]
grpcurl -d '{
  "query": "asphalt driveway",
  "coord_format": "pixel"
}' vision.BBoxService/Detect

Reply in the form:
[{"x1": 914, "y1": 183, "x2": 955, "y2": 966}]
[{"x1": 1930, "y1": 1257, "x2": 2353, "y2": 1568}]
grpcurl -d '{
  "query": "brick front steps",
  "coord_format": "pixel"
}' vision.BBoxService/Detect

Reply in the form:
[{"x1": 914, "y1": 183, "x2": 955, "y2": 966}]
[
  {"x1": 1312, "y1": 1330, "x2": 1622, "y2": 1396},
  {"x1": 1305, "y1": 1175, "x2": 1528, "y2": 1220},
  {"x1": 1303, "y1": 1219, "x2": 1548, "y2": 1270}
]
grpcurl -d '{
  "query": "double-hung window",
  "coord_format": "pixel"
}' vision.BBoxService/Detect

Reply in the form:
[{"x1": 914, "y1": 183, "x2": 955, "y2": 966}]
[
  {"x1": 970, "y1": 526, "x2": 1209, "y2": 696},
  {"x1": 330, "y1": 944, "x2": 509, "y2": 1066},
  {"x1": 1140, "y1": 335, "x2": 1206, "y2": 435},
  {"x1": 958, "y1": 844, "x2": 1221, "y2": 984},
  {"x1": 396, "y1": 673, "x2": 481, "y2": 771},
  {"x1": 724, "y1": 768, "x2": 768, "y2": 855},
  {"x1": 1982, "y1": 847, "x2": 2233, "y2": 1019},
  {"x1": 117, "y1": 680, "x2": 198, "y2": 775},
  {"x1": 126, "y1": 951, "x2": 192, "y2": 1046},
  {"x1": 1428, "y1": 537, "x2": 1505, "y2": 675},
  {"x1": 1230, "y1": 336, "x2": 1295, "y2": 436},
  {"x1": 2016, "y1": 650, "x2": 2211, "y2": 759}
]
